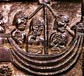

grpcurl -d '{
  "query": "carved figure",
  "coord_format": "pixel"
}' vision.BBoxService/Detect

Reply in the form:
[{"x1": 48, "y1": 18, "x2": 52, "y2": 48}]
[
  {"x1": 28, "y1": 17, "x2": 44, "y2": 54},
  {"x1": 11, "y1": 11, "x2": 28, "y2": 50},
  {"x1": 28, "y1": 17, "x2": 44, "y2": 45},
  {"x1": 50, "y1": 15, "x2": 70, "y2": 51}
]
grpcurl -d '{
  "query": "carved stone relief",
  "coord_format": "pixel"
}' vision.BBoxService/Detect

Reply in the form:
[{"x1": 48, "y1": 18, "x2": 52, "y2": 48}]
[
  {"x1": 0, "y1": 65, "x2": 12, "y2": 76},
  {"x1": 0, "y1": 0, "x2": 83, "y2": 76}
]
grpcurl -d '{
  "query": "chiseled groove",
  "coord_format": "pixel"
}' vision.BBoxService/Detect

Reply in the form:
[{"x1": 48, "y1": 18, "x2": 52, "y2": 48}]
[
  {"x1": 11, "y1": 44, "x2": 77, "y2": 72},
  {"x1": 12, "y1": 58, "x2": 34, "y2": 76},
  {"x1": 10, "y1": 36, "x2": 78, "y2": 65},
  {"x1": 11, "y1": 35, "x2": 81, "y2": 71},
  {"x1": 8, "y1": 34, "x2": 78, "y2": 60},
  {"x1": 11, "y1": 36, "x2": 82, "y2": 76},
  {"x1": 54, "y1": 35, "x2": 83, "y2": 74},
  {"x1": 12, "y1": 58, "x2": 49, "y2": 76}
]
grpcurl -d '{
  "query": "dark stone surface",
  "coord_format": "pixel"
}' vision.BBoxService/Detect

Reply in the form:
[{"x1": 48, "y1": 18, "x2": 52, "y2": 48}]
[{"x1": 0, "y1": 48, "x2": 11, "y2": 62}]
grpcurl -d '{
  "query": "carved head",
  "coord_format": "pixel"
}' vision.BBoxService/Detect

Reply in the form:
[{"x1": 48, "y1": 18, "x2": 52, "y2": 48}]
[
  {"x1": 13, "y1": 11, "x2": 28, "y2": 31},
  {"x1": 76, "y1": 22, "x2": 84, "y2": 33},
  {"x1": 54, "y1": 14, "x2": 69, "y2": 33},
  {"x1": 29, "y1": 17, "x2": 44, "y2": 36}
]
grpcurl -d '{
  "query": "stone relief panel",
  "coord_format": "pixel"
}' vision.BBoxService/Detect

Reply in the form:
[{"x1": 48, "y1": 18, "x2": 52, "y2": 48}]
[{"x1": 0, "y1": 0, "x2": 83, "y2": 76}]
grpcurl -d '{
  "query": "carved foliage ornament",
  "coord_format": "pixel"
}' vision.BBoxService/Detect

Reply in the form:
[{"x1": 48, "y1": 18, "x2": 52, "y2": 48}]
[{"x1": 0, "y1": 0, "x2": 83, "y2": 76}]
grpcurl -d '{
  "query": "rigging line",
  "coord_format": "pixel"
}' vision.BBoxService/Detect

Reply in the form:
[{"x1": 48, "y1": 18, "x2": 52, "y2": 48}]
[
  {"x1": 41, "y1": 3, "x2": 58, "y2": 18},
  {"x1": 28, "y1": 5, "x2": 43, "y2": 20}
]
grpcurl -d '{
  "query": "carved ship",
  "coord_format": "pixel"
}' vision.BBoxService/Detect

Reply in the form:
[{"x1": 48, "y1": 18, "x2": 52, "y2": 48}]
[
  {"x1": 8, "y1": 30, "x2": 83, "y2": 76},
  {"x1": 0, "y1": 0, "x2": 84, "y2": 76}
]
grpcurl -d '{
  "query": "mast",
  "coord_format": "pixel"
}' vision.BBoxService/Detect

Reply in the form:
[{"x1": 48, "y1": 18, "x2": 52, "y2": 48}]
[
  {"x1": 43, "y1": 5, "x2": 48, "y2": 54},
  {"x1": 39, "y1": 0, "x2": 50, "y2": 54}
]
